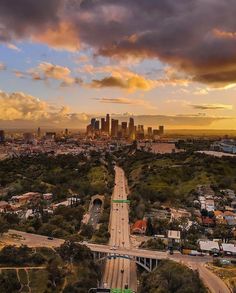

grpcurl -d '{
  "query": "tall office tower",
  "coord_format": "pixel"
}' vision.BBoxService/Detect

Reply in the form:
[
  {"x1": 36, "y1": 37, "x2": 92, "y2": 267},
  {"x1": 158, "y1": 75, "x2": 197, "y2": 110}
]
[
  {"x1": 65, "y1": 128, "x2": 69, "y2": 136},
  {"x1": 111, "y1": 119, "x2": 119, "y2": 137},
  {"x1": 128, "y1": 117, "x2": 135, "y2": 139},
  {"x1": 121, "y1": 122, "x2": 128, "y2": 137},
  {"x1": 105, "y1": 114, "x2": 110, "y2": 134},
  {"x1": 91, "y1": 118, "x2": 96, "y2": 130},
  {"x1": 37, "y1": 127, "x2": 41, "y2": 138},
  {"x1": 128, "y1": 117, "x2": 134, "y2": 134},
  {"x1": 94, "y1": 120, "x2": 100, "y2": 131},
  {"x1": 0, "y1": 130, "x2": 5, "y2": 143},
  {"x1": 101, "y1": 118, "x2": 106, "y2": 132},
  {"x1": 147, "y1": 127, "x2": 153, "y2": 137},
  {"x1": 159, "y1": 125, "x2": 164, "y2": 135},
  {"x1": 138, "y1": 125, "x2": 144, "y2": 133}
]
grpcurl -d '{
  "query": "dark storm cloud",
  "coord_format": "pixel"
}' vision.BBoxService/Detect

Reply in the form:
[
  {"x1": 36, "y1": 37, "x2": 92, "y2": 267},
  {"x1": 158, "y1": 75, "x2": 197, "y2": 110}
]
[
  {"x1": 0, "y1": 0, "x2": 63, "y2": 40},
  {"x1": 1, "y1": 0, "x2": 236, "y2": 86},
  {"x1": 71, "y1": 0, "x2": 236, "y2": 87}
]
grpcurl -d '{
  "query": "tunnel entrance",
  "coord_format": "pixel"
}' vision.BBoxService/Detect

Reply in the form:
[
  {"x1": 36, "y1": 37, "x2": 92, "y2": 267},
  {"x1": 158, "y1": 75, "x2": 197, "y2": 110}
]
[{"x1": 93, "y1": 198, "x2": 102, "y2": 206}]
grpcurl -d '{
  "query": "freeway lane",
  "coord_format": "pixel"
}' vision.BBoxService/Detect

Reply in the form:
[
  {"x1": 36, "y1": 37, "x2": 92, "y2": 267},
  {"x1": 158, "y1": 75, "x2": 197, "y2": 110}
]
[{"x1": 102, "y1": 166, "x2": 134, "y2": 290}]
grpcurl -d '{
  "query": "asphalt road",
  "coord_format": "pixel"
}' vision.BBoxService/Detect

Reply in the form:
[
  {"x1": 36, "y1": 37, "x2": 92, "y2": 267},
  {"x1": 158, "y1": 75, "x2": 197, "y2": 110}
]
[
  {"x1": 102, "y1": 166, "x2": 135, "y2": 291},
  {"x1": 88, "y1": 202, "x2": 102, "y2": 229}
]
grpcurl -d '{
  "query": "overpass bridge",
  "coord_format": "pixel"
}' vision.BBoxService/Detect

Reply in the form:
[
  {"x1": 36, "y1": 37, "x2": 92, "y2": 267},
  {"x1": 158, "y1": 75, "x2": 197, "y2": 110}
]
[
  {"x1": 4, "y1": 230, "x2": 230, "y2": 293},
  {"x1": 86, "y1": 243, "x2": 212, "y2": 272}
]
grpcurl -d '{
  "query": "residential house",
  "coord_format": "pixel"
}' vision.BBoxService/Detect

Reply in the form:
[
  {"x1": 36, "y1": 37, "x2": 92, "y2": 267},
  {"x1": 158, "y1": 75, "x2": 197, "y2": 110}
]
[
  {"x1": 199, "y1": 240, "x2": 220, "y2": 254},
  {"x1": 201, "y1": 216, "x2": 215, "y2": 227},
  {"x1": 0, "y1": 201, "x2": 10, "y2": 212},
  {"x1": 11, "y1": 192, "x2": 41, "y2": 206},
  {"x1": 167, "y1": 230, "x2": 181, "y2": 243},
  {"x1": 132, "y1": 220, "x2": 147, "y2": 234},
  {"x1": 221, "y1": 243, "x2": 236, "y2": 256},
  {"x1": 214, "y1": 210, "x2": 226, "y2": 224}
]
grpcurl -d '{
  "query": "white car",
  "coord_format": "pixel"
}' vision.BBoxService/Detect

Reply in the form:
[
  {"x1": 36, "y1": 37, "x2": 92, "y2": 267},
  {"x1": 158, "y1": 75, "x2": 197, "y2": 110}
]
[{"x1": 110, "y1": 246, "x2": 117, "y2": 250}]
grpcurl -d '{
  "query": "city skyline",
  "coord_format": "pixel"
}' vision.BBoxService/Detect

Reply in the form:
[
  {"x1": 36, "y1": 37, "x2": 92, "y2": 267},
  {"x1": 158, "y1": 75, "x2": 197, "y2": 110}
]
[{"x1": 1, "y1": 1, "x2": 236, "y2": 130}]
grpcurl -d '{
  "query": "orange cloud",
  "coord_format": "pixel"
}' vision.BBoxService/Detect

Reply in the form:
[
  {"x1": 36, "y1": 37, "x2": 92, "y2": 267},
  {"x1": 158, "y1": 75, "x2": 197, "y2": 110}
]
[
  {"x1": 28, "y1": 62, "x2": 82, "y2": 86},
  {"x1": 34, "y1": 22, "x2": 80, "y2": 52},
  {"x1": 213, "y1": 29, "x2": 236, "y2": 39},
  {"x1": 96, "y1": 97, "x2": 156, "y2": 109},
  {"x1": 90, "y1": 75, "x2": 156, "y2": 91}
]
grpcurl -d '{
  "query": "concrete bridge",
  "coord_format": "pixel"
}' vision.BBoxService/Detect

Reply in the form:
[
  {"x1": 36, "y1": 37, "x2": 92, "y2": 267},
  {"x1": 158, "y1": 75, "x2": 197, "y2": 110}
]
[{"x1": 92, "y1": 250, "x2": 159, "y2": 272}]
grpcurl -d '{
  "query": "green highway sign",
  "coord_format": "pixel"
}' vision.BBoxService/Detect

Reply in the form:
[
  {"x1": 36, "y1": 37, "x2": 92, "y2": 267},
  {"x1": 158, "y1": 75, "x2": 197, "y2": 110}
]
[
  {"x1": 111, "y1": 289, "x2": 133, "y2": 293},
  {"x1": 112, "y1": 199, "x2": 130, "y2": 203}
]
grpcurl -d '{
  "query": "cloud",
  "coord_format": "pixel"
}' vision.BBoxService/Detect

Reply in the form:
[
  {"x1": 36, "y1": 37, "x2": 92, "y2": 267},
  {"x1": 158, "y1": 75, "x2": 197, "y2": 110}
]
[
  {"x1": 74, "y1": 0, "x2": 236, "y2": 88},
  {"x1": 95, "y1": 97, "x2": 156, "y2": 109},
  {"x1": 0, "y1": 63, "x2": 6, "y2": 71},
  {"x1": 0, "y1": 89, "x2": 233, "y2": 129},
  {"x1": 0, "y1": 90, "x2": 49, "y2": 121},
  {"x1": 0, "y1": 90, "x2": 89, "y2": 126},
  {"x1": 16, "y1": 62, "x2": 82, "y2": 86},
  {"x1": 33, "y1": 22, "x2": 80, "y2": 52},
  {"x1": 2, "y1": 1, "x2": 236, "y2": 87},
  {"x1": 6, "y1": 43, "x2": 21, "y2": 51},
  {"x1": 90, "y1": 75, "x2": 156, "y2": 91},
  {"x1": 191, "y1": 104, "x2": 233, "y2": 110}
]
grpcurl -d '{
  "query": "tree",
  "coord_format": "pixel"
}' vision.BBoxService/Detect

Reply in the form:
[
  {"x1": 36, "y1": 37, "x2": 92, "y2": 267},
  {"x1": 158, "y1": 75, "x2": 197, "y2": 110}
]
[
  {"x1": 213, "y1": 224, "x2": 233, "y2": 242},
  {"x1": 146, "y1": 217, "x2": 154, "y2": 236},
  {"x1": 58, "y1": 241, "x2": 92, "y2": 264},
  {"x1": 0, "y1": 270, "x2": 21, "y2": 293},
  {"x1": 80, "y1": 224, "x2": 94, "y2": 239},
  {"x1": 140, "y1": 260, "x2": 207, "y2": 293},
  {"x1": 47, "y1": 258, "x2": 65, "y2": 290},
  {"x1": 0, "y1": 216, "x2": 9, "y2": 235}
]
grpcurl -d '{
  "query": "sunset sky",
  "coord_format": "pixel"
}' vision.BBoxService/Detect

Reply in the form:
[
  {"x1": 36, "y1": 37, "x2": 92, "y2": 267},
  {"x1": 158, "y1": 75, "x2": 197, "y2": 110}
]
[{"x1": 1, "y1": 0, "x2": 236, "y2": 129}]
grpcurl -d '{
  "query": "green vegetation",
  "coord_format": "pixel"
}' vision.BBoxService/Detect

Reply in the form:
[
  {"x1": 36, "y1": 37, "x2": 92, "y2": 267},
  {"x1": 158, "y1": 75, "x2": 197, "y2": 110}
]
[
  {"x1": 140, "y1": 260, "x2": 207, "y2": 293},
  {"x1": 0, "y1": 242, "x2": 101, "y2": 293},
  {"x1": 0, "y1": 245, "x2": 45, "y2": 266},
  {"x1": 0, "y1": 270, "x2": 21, "y2": 292},
  {"x1": 0, "y1": 152, "x2": 115, "y2": 242},
  {"x1": 120, "y1": 150, "x2": 236, "y2": 219},
  {"x1": 0, "y1": 153, "x2": 114, "y2": 201}
]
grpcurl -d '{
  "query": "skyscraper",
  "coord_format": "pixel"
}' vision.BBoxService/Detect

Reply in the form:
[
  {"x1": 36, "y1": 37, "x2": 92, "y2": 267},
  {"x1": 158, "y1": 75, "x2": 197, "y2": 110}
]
[
  {"x1": 159, "y1": 125, "x2": 164, "y2": 135},
  {"x1": 101, "y1": 118, "x2": 106, "y2": 132},
  {"x1": 105, "y1": 114, "x2": 110, "y2": 134},
  {"x1": 111, "y1": 119, "x2": 119, "y2": 137},
  {"x1": 147, "y1": 127, "x2": 153, "y2": 137},
  {"x1": 94, "y1": 120, "x2": 100, "y2": 131},
  {"x1": 37, "y1": 127, "x2": 41, "y2": 138},
  {"x1": 121, "y1": 122, "x2": 128, "y2": 137},
  {"x1": 128, "y1": 117, "x2": 135, "y2": 139},
  {"x1": 91, "y1": 118, "x2": 96, "y2": 130}
]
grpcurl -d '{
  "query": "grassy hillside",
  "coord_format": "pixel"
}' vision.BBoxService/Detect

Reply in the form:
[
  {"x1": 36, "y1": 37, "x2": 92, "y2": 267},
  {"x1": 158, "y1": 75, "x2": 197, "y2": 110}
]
[{"x1": 120, "y1": 150, "x2": 236, "y2": 219}]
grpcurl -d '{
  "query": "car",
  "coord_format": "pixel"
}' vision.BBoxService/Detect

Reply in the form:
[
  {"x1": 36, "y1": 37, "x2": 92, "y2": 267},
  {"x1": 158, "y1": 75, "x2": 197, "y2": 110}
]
[
  {"x1": 47, "y1": 237, "x2": 54, "y2": 240},
  {"x1": 110, "y1": 246, "x2": 117, "y2": 250}
]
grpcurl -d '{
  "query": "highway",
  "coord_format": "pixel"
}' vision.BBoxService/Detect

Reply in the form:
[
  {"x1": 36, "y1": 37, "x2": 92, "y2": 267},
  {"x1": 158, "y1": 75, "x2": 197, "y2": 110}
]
[
  {"x1": 1, "y1": 163, "x2": 231, "y2": 293},
  {"x1": 102, "y1": 166, "x2": 135, "y2": 291}
]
